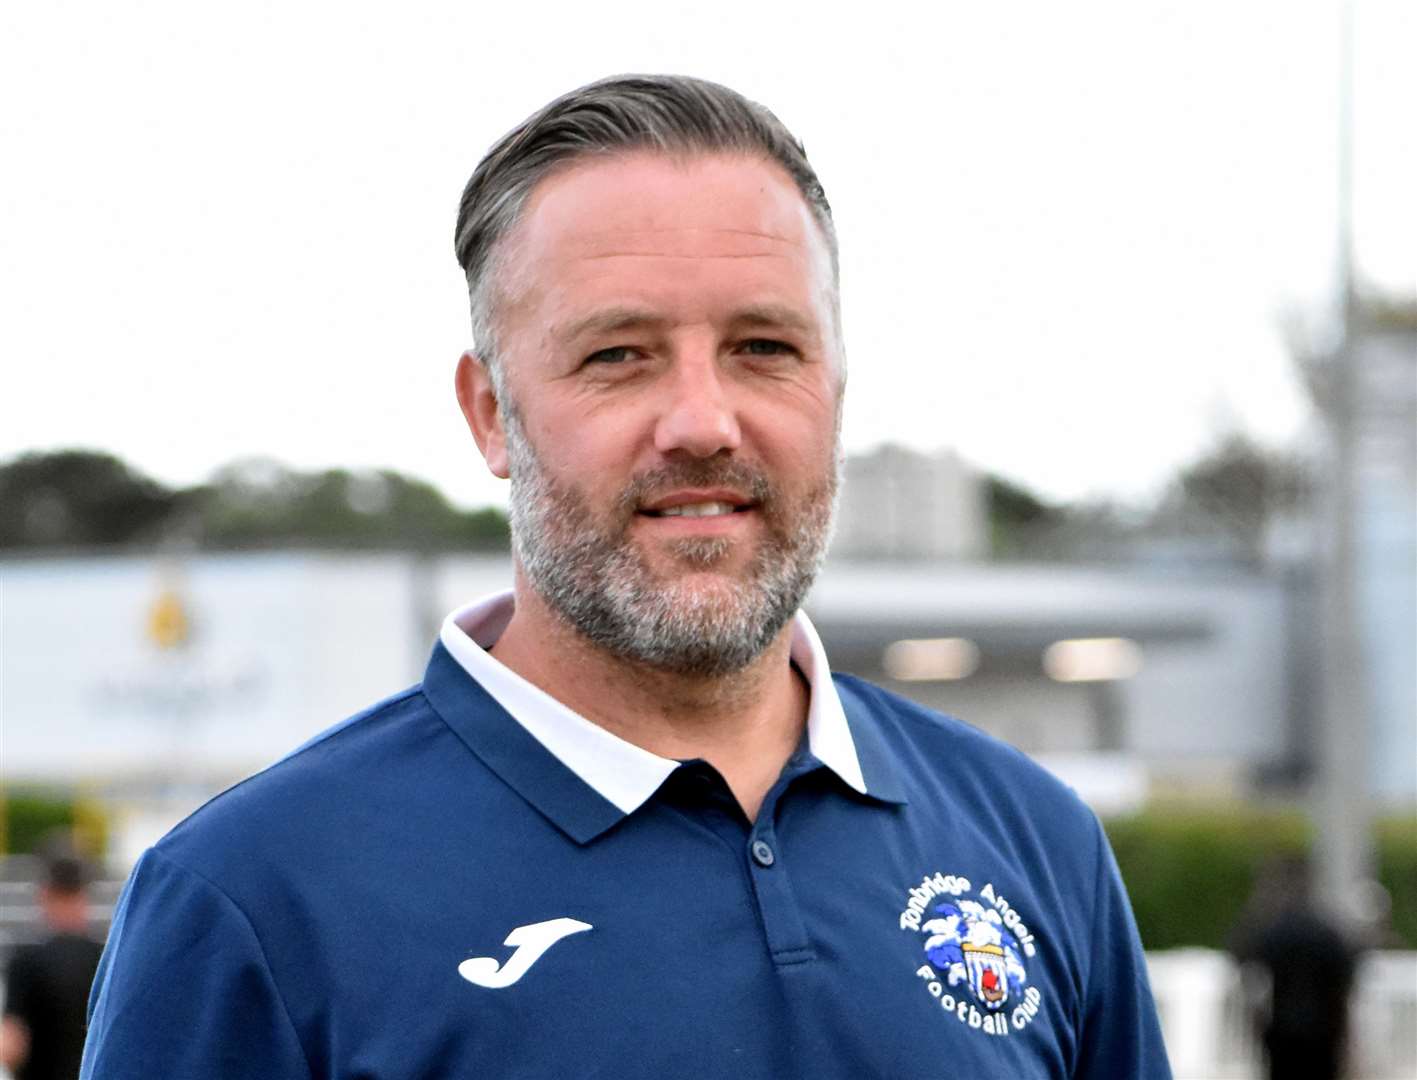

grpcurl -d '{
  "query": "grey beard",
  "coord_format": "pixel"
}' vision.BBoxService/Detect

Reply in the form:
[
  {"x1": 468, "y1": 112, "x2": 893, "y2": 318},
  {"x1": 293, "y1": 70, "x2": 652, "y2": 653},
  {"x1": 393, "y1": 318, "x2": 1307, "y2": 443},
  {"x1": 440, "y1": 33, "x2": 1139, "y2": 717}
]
[{"x1": 503, "y1": 408, "x2": 838, "y2": 677}]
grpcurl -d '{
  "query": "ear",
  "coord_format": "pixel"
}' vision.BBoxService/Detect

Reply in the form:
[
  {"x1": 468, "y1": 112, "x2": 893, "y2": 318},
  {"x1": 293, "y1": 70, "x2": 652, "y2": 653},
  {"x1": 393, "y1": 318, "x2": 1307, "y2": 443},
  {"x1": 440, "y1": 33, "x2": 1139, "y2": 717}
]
[{"x1": 454, "y1": 351, "x2": 509, "y2": 479}]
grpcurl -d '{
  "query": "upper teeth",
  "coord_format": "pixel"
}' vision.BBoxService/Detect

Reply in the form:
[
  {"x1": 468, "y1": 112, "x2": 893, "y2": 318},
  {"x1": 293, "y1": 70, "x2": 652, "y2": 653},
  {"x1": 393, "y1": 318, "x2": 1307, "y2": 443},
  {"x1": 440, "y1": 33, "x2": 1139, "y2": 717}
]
[{"x1": 657, "y1": 501, "x2": 736, "y2": 518}]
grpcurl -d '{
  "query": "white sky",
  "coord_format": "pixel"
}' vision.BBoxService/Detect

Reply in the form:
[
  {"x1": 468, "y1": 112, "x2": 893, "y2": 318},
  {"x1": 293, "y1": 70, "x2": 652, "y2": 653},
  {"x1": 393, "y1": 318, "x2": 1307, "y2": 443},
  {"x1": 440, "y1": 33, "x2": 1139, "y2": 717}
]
[{"x1": 3, "y1": 1, "x2": 1413, "y2": 509}]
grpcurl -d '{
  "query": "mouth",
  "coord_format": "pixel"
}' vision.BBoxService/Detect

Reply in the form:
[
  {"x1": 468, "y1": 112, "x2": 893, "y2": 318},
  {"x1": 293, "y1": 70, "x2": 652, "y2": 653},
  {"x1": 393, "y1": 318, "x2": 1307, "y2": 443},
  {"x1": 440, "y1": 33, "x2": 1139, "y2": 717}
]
[
  {"x1": 640, "y1": 500, "x2": 754, "y2": 519},
  {"x1": 636, "y1": 490, "x2": 758, "y2": 520},
  {"x1": 633, "y1": 492, "x2": 761, "y2": 547}
]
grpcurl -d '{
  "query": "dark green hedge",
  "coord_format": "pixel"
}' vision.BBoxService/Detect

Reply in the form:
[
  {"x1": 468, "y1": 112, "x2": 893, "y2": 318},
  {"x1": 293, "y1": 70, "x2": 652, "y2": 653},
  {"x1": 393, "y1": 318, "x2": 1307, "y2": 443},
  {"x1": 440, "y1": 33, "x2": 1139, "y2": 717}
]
[
  {"x1": 1105, "y1": 806, "x2": 1416, "y2": 950},
  {"x1": 1377, "y1": 815, "x2": 1417, "y2": 947},
  {"x1": 3, "y1": 790, "x2": 109, "y2": 860}
]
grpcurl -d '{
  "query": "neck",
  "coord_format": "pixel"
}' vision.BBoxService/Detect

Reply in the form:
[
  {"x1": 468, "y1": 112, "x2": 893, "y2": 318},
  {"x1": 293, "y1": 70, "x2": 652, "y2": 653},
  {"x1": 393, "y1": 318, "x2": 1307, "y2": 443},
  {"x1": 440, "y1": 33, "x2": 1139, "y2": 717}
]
[
  {"x1": 44, "y1": 896, "x2": 88, "y2": 933},
  {"x1": 490, "y1": 579, "x2": 808, "y2": 821}
]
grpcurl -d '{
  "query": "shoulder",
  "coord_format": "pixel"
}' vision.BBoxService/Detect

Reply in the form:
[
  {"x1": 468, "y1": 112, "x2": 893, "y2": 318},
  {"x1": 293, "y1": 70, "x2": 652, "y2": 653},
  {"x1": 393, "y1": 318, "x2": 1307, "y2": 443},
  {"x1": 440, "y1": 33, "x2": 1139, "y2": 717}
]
[
  {"x1": 151, "y1": 684, "x2": 449, "y2": 886},
  {"x1": 833, "y1": 672, "x2": 1102, "y2": 841}
]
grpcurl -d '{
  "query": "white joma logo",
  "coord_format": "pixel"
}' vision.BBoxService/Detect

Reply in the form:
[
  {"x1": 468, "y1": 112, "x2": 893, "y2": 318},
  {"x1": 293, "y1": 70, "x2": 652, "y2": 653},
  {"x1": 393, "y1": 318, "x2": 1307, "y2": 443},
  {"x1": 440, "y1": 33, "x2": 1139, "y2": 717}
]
[{"x1": 457, "y1": 917, "x2": 593, "y2": 988}]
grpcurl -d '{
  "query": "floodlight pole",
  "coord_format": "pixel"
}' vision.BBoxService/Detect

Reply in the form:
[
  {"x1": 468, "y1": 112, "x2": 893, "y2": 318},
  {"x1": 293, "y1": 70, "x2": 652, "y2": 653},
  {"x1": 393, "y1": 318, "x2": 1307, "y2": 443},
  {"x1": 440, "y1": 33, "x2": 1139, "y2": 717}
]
[{"x1": 1313, "y1": 0, "x2": 1373, "y2": 924}]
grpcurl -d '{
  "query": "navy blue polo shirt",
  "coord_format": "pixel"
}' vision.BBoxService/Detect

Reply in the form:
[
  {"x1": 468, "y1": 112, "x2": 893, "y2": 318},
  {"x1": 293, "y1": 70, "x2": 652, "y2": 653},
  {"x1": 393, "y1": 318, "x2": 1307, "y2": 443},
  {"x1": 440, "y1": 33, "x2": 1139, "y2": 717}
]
[{"x1": 83, "y1": 598, "x2": 1170, "y2": 1079}]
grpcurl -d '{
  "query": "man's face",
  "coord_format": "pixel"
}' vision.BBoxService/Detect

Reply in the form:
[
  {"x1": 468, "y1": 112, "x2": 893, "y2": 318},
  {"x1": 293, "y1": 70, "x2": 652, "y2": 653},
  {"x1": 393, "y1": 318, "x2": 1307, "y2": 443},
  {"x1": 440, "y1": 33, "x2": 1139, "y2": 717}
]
[{"x1": 474, "y1": 152, "x2": 843, "y2": 676}]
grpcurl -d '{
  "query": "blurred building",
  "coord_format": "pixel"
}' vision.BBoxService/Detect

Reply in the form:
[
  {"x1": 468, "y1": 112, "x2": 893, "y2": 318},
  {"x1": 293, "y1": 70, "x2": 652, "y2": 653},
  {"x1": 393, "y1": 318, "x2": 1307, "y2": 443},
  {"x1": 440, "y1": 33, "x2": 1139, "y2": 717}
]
[
  {"x1": 1350, "y1": 314, "x2": 1417, "y2": 802},
  {"x1": 809, "y1": 560, "x2": 1290, "y2": 803},
  {"x1": 0, "y1": 549, "x2": 1348, "y2": 863},
  {"x1": 831, "y1": 444, "x2": 986, "y2": 560}
]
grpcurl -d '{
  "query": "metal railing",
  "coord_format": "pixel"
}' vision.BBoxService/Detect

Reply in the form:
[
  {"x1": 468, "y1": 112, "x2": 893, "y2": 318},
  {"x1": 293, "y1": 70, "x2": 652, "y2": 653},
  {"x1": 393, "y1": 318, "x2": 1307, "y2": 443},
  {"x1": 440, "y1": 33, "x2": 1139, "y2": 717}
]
[{"x1": 1148, "y1": 948, "x2": 1417, "y2": 1079}]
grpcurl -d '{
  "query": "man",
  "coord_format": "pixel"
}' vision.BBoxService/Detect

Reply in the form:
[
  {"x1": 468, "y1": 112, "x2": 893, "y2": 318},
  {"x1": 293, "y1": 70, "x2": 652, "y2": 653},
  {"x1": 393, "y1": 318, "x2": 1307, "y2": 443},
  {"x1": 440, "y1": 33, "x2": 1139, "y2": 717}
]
[
  {"x1": 1231, "y1": 856, "x2": 1359, "y2": 1080},
  {"x1": 3, "y1": 856, "x2": 103, "y2": 1080},
  {"x1": 83, "y1": 75, "x2": 1170, "y2": 1077}
]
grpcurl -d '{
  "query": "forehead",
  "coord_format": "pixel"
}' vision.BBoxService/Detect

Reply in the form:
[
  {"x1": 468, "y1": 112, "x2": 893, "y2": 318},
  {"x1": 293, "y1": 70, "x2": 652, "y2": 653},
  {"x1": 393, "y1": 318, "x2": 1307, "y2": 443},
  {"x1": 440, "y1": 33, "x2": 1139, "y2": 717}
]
[{"x1": 499, "y1": 151, "x2": 835, "y2": 312}]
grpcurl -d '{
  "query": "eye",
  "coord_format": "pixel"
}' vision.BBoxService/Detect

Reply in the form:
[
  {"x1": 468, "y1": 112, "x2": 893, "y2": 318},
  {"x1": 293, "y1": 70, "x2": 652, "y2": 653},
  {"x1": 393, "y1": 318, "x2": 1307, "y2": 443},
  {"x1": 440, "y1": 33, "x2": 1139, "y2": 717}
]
[
  {"x1": 584, "y1": 346, "x2": 635, "y2": 365},
  {"x1": 740, "y1": 339, "x2": 795, "y2": 357}
]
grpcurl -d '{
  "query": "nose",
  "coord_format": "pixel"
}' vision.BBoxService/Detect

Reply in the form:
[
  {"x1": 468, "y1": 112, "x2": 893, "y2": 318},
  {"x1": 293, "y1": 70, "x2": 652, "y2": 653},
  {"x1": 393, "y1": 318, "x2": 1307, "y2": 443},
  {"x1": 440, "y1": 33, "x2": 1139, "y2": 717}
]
[{"x1": 653, "y1": 353, "x2": 742, "y2": 458}]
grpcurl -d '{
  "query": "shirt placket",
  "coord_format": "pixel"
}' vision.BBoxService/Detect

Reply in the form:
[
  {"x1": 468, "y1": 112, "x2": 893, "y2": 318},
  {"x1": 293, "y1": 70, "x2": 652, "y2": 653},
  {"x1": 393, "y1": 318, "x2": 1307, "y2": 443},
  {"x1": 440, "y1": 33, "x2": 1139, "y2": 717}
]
[{"x1": 667, "y1": 755, "x2": 822, "y2": 968}]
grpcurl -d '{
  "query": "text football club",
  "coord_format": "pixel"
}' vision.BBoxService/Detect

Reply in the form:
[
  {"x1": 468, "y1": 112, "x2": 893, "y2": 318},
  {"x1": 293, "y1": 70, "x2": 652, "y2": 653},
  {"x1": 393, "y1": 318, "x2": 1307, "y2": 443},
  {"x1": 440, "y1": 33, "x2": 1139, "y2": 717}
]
[{"x1": 899, "y1": 871, "x2": 1045, "y2": 1038}]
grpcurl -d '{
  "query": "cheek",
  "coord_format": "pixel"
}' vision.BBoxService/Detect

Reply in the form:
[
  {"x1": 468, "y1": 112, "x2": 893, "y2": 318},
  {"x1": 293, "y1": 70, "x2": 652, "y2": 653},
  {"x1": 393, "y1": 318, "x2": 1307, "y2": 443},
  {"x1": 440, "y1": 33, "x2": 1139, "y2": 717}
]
[
  {"x1": 530, "y1": 415, "x2": 640, "y2": 492},
  {"x1": 753, "y1": 395, "x2": 839, "y2": 465}
]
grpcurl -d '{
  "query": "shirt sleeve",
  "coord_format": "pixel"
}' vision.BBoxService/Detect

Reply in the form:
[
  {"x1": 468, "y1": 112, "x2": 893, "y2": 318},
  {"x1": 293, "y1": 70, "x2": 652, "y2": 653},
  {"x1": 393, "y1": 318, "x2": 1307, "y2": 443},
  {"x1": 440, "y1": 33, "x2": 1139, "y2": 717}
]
[
  {"x1": 81, "y1": 846, "x2": 313, "y2": 1079},
  {"x1": 1071, "y1": 815, "x2": 1172, "y2": 1079}
]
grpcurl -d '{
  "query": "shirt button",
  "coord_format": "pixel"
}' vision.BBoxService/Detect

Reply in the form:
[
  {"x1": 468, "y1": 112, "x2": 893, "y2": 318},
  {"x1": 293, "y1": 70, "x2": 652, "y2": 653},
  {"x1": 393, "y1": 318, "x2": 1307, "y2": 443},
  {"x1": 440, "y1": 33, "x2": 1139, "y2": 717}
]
[{"x1": 750, "y1": 839, "x2": 776, "y2": 867}]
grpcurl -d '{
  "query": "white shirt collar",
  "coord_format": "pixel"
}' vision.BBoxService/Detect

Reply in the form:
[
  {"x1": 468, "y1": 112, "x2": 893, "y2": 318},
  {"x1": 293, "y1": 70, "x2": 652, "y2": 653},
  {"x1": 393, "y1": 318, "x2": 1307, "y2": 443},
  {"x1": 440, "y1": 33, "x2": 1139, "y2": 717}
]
[{"x1": 438, "y1": 590, "x2": 868, "y2": 815}]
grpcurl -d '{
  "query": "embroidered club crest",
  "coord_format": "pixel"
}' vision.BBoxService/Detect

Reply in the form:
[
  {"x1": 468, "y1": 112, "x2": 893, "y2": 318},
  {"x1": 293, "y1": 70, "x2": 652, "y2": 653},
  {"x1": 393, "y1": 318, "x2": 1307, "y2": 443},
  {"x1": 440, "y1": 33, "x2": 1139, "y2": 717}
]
[
  {"x1": 899, "y1": 872, "x2": 1046, "y2": 1038},
  {"x1": 924, "y1": 902, "x2": 1028, "y2": 1011},
  {"x1": 962, "y1": 942, "x2": 1010, "y2": 1007}
]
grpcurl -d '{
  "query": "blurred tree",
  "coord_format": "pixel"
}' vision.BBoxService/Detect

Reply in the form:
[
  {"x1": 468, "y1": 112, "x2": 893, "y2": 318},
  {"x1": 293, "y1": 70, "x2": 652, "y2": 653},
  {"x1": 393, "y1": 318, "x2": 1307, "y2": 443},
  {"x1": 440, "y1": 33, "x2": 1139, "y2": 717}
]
[
  {"x1": 1161, "y1": 433, "x2": 1312, "y2": 567},
  {"x1": 0, "y1": 450, "x2": 177, "y2": 549},
  {"x1": 0, "y1": 450, "x2": 509, "y2": 552},
  {"x1": 194, "y1": 459, "x2": 509, "y2": 550},
  {"x1": 985, "y1": 474, "x2": 1063, "y2": 557}
]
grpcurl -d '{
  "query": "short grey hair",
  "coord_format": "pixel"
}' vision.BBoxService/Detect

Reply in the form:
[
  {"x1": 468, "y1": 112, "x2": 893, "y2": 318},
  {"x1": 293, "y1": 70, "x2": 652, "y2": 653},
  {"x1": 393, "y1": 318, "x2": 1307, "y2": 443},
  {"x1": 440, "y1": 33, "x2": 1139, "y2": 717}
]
[{"x1": 453, "y1": 74, "x2": 838, "y2": 387}]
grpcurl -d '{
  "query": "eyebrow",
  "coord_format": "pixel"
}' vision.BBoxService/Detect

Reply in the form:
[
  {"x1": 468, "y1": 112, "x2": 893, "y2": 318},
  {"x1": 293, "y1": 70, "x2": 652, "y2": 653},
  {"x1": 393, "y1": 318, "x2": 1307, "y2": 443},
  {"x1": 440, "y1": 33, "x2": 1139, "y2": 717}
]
[
  {"x1": 552, "y1": 308, "x2": 669, "y2": 344},
  {"x1": 729, "y1": 304, "x2": 817, "y2": 337},
  {"x1": 552, "y1": 303, "x2": 817, "y2": 344}
]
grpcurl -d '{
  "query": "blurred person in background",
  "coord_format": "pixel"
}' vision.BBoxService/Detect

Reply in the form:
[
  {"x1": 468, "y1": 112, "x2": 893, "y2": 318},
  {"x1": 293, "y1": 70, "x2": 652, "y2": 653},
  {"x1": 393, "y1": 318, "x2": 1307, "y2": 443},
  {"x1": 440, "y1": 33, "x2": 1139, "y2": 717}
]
[
  {"x1": 1231, "y1": 854, "x2": 1360, "y2": 1080},
  {"x1": 80, "y1": 75, "x2": 1169, "y2": 1077},
  {"x1": 1, "y1": 856, "x2": 102, "y2": 1080}
]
